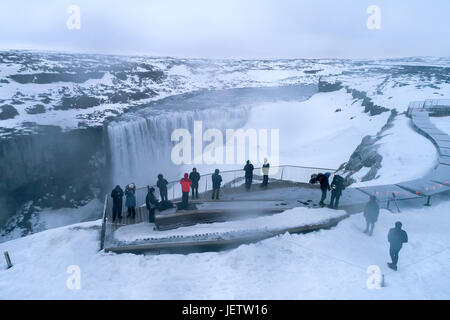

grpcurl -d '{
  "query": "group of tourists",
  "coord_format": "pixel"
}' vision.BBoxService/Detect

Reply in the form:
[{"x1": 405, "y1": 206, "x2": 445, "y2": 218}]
[
  {"x1": 112, "y1": 163, "x2": 407, "y2": 271},
  {"x1": 363, "y1": 194, "x2": 408, "y2": 271},
  {"x1": 310, "y1": 172, "x2": 345, "y2": 208},
  {"x1": 244, "y1": 158, "x2": 270, "y2": 190},
  {"x1": 111, "y1": 160, "x2": 272, "y2": 222},
  {"x1": 110, "y1": 183, "x2": 137, "y2": 222},
  {"x1": 310, "y1": 172, "x2": 409, "y2": 271}
]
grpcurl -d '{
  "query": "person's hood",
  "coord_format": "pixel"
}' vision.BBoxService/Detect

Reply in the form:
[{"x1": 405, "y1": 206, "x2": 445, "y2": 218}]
[{"x1": 184, "y1": 173, "x2": 189, "y2": 179}]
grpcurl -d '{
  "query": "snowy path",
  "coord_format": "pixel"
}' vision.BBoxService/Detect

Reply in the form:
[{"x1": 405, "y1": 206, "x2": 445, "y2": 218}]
[{"x1": 1, "y1": 199, "x2": 450, "y2": 299}]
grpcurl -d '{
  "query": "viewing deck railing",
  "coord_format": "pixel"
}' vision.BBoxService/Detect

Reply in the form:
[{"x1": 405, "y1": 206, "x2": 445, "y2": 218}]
[{"x1": 100, "y1": 165, "x2": 337, "y2": 249}]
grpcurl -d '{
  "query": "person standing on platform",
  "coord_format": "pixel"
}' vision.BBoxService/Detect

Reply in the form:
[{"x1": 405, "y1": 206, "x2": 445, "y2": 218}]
[
  {"x1": 146, "y1": 186, "x2": 159, "y2": 223},
  {"x1": 212, "y1": 169, "x2": 223, "y2": 200},
  {"x1": 111, "y1": 185, "x2": 124, "y2": 222},
  {"x1": 329, "y1": 174, "x2": 345, "y2": 209},
  {"x1": 261, "y1": 158, "x2": 270, "y2": 188},
  {"x1": 244, "y1": 160, "x2": 254, "y2": 190},
  {"x1": 125, "y1": 183, "x2": 137, "y2": 219},
  {"x1": 180, "y1": 173, "x2": 192, "y2": 210},
  {"x1": 157, "y1": 174, "x2": 168, "y2": 202},
  {"x1": 317, "y1": 172, "x2": 331, "y2": 207},
  {"x1": 189, "y1": 168, "x2": 201, "y2": 199}
]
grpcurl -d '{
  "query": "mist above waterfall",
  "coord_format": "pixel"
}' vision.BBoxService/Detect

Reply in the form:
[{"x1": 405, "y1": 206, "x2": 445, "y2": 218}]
[{"x1": 107, "y1": 85, "x2": 317, "y2": 188}]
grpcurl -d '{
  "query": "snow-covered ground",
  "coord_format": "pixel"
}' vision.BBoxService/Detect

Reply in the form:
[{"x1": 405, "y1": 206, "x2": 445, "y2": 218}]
[
  {"x1": 1, "y1": 199, "x2": 450, "y2": 299},
  {"x1": 184, "y1": 89, "x2": 391, "y2": 177},
  {"x1": 2, "y1": 51, "x2": 450, "y2": 135},
  {"x1": 242, "y1": 89, "x2": 389, "y2": 169},
  {"x1": 0, "y1": 199, "x2": 103, "y2": 243},
  {"x1": 352, "y1": 114, "x2": 438, "y2": 187},
  {"x1": 114, "y1": 206, "x2": 347, "y2": 242},
  {"x1": 430, "y1": 116, "x2": 450, "y2": 135}
]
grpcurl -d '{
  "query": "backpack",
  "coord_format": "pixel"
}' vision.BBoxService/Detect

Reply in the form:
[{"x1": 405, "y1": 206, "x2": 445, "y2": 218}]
[{"x1": 331, "y1": 175, "x2": 344, "y2": 190}]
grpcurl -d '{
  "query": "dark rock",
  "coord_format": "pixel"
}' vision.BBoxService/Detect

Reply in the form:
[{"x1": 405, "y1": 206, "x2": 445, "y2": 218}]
[
  {"x1": 55, "y1": 95, "x2": 102, "y2": 110},
  {"x1": 0, "y1": 104, "x2": 19, "y2": 120},
  {"x1": 8, "y1": 72, "x2": 105, "y2": 84},
  {"x1": 25, "y1": 104, "x2": 46, "y2": 114},
  {"x1": 318, "y1": 79, "x2": 343, "y2": 92}
]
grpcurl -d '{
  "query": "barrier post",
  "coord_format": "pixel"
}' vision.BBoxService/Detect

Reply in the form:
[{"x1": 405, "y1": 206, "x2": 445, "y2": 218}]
[{"x1": 4, "y1": 252, "x2": 12, "y2": 269}]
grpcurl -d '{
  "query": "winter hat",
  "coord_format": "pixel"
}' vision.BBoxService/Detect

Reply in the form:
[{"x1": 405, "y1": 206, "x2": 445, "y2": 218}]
[
  {"x1": 215, "y1": 169, "x2": 220, "y2": 174},
  {"x1": 325, "y1": 172, "x2": 331, "y2": 178}
]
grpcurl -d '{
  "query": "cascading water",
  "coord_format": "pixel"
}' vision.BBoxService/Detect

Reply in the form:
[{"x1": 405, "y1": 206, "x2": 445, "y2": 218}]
[
  {"x1": 107, "y1": 107, "x2": 250, "y2": 187},
  {"x1": 106, "y1": 85, "x2": 318, "y2": 188}
]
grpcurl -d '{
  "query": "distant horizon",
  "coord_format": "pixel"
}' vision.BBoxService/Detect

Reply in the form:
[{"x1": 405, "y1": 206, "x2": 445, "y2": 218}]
[{"x1": 1, "y1": 46, "x2": 450, "y2": 62}]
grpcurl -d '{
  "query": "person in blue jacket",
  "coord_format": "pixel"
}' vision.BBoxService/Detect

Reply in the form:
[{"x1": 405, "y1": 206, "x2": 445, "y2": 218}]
[{"x1": 125, "y1": 183, "x2": 137, "y2": 219}]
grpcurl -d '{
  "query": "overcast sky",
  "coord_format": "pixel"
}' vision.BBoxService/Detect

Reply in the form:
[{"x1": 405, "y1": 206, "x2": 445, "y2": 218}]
[{"x1": 0, "y1": 0, "x2": 449, "y2": 59}]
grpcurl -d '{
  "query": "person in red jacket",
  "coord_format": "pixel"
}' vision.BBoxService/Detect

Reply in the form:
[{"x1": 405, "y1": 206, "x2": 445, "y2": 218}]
[{"x1": 180, "y1": 173, "x2": 192, "y2": 210}]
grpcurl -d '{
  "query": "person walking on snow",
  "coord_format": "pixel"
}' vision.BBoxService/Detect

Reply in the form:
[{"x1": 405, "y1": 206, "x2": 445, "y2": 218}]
[
  {"x1": 363, "y1": 195, "x2": 380, "y2": 236},
  {"x1": 211, "y1": 169, "x2": 223, "y2": 200},
  {"x1": 156, "y1": 174, "x2": 168, "y2": 202},
  {"x1": 387, "y1": 221, "x2": 408, "y2": 271},
  {"x1": 111, "y1": 185, "x2": 124, "y2": 222},
  {"x1": 180, "y1": 173, "x2": 192, "y2": 210},
  {"x1": 329, "y1": 174, "x2": 345, "y2": 209},
  {"x1": 125, "y1": 183, "x2": 137, "y2": 219},
  {"x1": 189, "y1": 168, "x2": 201, "y2": 199},
  {"x1": 244, "y1": 160, "x2": 254, "y2": 190},
  {"x1": 317, "y1": 172, "x2": 331, "y2": 207},
  {"x1": 146, "y1": 186, "x2": 159, "y2": 223},
  {"x1": 261, "y1": 158, "x2": 270, "y2": 188}
]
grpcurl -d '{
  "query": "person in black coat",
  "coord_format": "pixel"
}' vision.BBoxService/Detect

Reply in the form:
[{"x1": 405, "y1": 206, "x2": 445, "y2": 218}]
[
  {"x1": 363, "y1": 195, "x2": 380, "y2": 236},
  {"x1": 146, "y1": 186, "x2": 159, "y2": 223},
  {"x1": 110, "y1": 185, "x2": 124, "y2": 222},
  {"x1": 317, "y1": 172, "x2": 331, "y2": 206},
  {"x1": 329, "y1": 174, "x2": 345, "y2": 209},
  {"x1": 156, "y1": 174, "x2": 168, "y2": 202},
  {"x1": 261, "y1": 158, "x2": 270, "y2": 188},
  {"x1": 211, "y1": 169, "x2": 223, "y2": 200},
  {"x1": 189, "y1": 168, "x2": 201, "y2": 199},
  {"x1": 244, "y1": 160, "x2": 254, "y2": 190},
  {"x1": 387, "y1": 222, "x2": 408, "y2": 271}
]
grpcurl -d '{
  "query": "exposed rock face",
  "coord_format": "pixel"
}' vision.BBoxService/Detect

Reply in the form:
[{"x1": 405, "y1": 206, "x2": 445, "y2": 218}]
[
  {"x1": 341, "y1": 110, "x2": 398, "y2": 183},
  {"x1": 318, "y1": 80, "x2": 390, "y2": 117},
  {"x1": 0, "y1": 126, "x2": 107, "y2": 229},
  {"x1": 318, "y1": 78, "x2": 343, "y2": 92},
  {"x1": 25, "y1": 104, "x2": 46, "y2": 115},
  {"x1": 345, "y1": 88, "x2": 390, "y2": 116},
  {"x1": 0, "y1": 105, "x2": 19, "y2": 120}
]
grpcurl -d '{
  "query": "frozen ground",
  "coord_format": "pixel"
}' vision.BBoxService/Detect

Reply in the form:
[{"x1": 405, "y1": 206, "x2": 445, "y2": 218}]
[
  {"x1": 2, "y1": 51, "x2": 450, "y2": 136},
  {"x1": 1, "y1": 198, "x2": 449, "y2": 299},
  {"x1": 352, "y1": 114, "x2": 438, "y2": 187},
  {"x1": 184, "y1": 89, "x2": 390, "y2": 175},
  {"x1": 0, "y1": 199, "x2": 103, "y2": 243},
  {"x1": 114, "y1": 206, "x2": 347, "y2": 242},
  {"x1": 430, "y1": 116, "x2": 450, "y2": 135}
]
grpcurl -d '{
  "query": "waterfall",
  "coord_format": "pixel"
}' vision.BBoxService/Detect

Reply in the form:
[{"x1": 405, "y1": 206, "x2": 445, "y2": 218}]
[
  {"x1": 106, "y1": 85, "x2": 318, "y2": 188},
  {"x1": 107, "y1": 107, "x2": 250, "y2": 187}
]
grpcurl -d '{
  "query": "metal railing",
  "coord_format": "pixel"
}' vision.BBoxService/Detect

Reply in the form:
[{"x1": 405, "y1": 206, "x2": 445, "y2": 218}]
[{"x1": 101, "y1": 165, "x2": 337, "y2": 230}]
